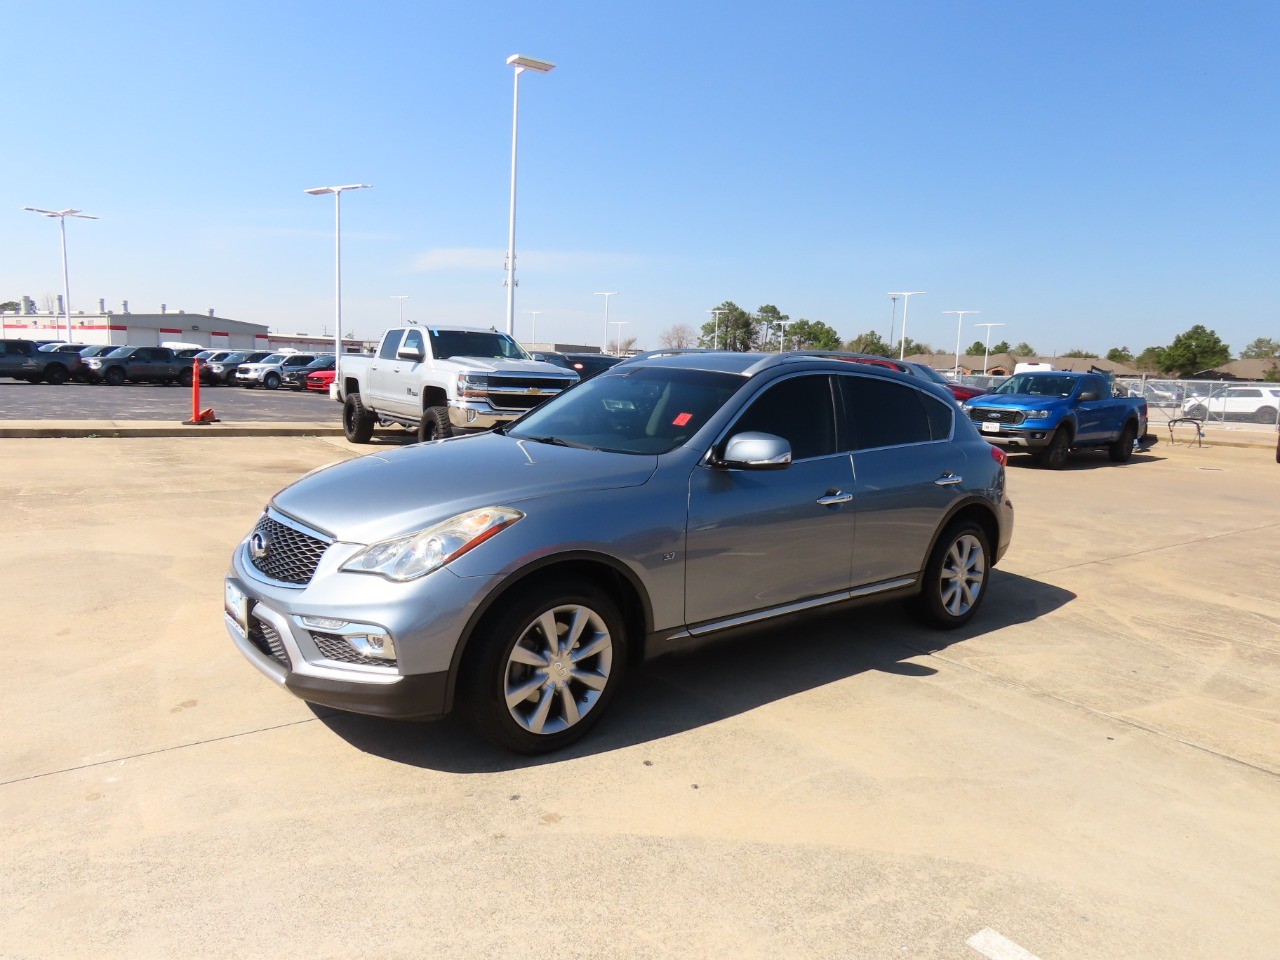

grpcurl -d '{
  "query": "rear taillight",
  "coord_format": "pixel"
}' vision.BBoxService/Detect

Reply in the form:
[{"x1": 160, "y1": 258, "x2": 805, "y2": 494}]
[{"x1": 989, "y1": 444, "x2": 1007, "y2": 467}]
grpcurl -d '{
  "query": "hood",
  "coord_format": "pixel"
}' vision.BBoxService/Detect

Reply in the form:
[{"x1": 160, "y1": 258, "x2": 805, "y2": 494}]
[
  {"x1": 969, "y1": 393, "x2": 1071, "y2": 409},
  {"x1": 444, "y1": 356, "x2": 576, "y2": 379},
  {"x1": 271, "y1": 432, "x2": 656, "y2": 544}
]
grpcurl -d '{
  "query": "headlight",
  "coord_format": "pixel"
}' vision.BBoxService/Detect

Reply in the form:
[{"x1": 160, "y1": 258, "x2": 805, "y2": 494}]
[
  {"x1": 1024, "y1": 410, "x2": 1052, "y2": 419},
  {"x1": 211, "y1": 364, "x2": 224, "y2": 372},
  {"x1": 960, "y1": 402, "x2": 972, "y2": 414},
  {"x1": 341, "y1": 506, "x2": 524, "y2": 581},
  {"x1": 457, "y1": 373, "x2": 489, "y2": 398}
]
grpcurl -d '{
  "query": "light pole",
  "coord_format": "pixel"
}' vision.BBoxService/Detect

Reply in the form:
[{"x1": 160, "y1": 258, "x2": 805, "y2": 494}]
[
  {"x1": 943, "y1": 310, "x2": 980, "y2": 377},
  {"x1": 505, "y1": 53, "x2": 556, "y2": 336},
  {"x1": 305, "y1": 184, "x2": 371, "y2": 385},
  {"x1": 887, "y1": 291, "x2": 926, "y2": 360},
  {"x1": 22, "y1": 207, "x2": 98, "y2": 342},
  {"x1": 610, "y1": 320, "x2": 629, "y2": 354},
  {"x1": 523, "y1": 310, "x2": 542, "y2": 345},
  {"x1": 776, "y1": 319, "x2": 795, "y2": 352},
  {"x1": 975, "y1": 322, "x2": 1005, "y2": 375},
  {"x1": 391, "y1": 295, "x2": 410, "y2": 325},
  {"x1": 594, "y1": 292, "x2": 619, "y2": 351},
  {"x1": 707, "y1": 309, "x2": 726, "y2": 350},
  {"x1": 887, "y1": 294, "x2": 901, "y2": 348}
]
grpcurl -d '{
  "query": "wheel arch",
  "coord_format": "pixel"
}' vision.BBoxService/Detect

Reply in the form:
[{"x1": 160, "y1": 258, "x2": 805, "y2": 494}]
[
  {"x1": 921, "y1": 497, "x2": 1001, "y2": 582},
  {"x1": 421, "y1": 386, "x2": 448, "y2": 411},
  {"x1": 443, "y1": 552, "x2": 655, "y2": 713}
]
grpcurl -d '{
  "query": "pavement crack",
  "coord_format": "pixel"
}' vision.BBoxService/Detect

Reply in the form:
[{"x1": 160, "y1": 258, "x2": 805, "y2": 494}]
[{"x1": 1031, "y1": 519, "x2": 1280, "y2": 577}]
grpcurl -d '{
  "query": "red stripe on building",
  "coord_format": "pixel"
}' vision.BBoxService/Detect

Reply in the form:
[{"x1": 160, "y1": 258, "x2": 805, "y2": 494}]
[
  {"x1": 159, "y1": 327, "x2": 182, "y2": 334},
  {"x1": 212, "y1": 331, "x2": 229, "y2": 337}
]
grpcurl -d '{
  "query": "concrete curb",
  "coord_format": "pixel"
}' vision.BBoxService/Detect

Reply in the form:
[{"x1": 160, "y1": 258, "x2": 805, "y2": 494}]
[{"x1": 0, "y1": 421, "x2": 344, "y2": 438}]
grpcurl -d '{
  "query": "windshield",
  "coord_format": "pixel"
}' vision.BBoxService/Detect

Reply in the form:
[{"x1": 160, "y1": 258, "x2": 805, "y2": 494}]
[
  {"x1": 993, "y1": 374, "x2": 1077, "y2": 397},
  {"x1": 259, "y1": 354, "x2": 287, "y2": 364},
  {"x1": 429, "y1": 329, "x2": 529, "y2": 361},
  {"x1": 304, "y1": 356, "x2": 335, "y2": 369},
  {"x1": 104, "y1": 347, "x2": 135, "y2": 357},
  {"x1": 219, "y1": 353, "x2": 248, "y2": 363},
  {"x1": 908, "y1": 363, "x2": 951, "y2": 386},
  {"x1": 507, "y1": 366, "x2": 745, "y2": 455}
]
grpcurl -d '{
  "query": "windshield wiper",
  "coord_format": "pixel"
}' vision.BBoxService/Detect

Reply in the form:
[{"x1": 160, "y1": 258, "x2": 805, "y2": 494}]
[{"x1": 519, "y1": 435, "x2": 597, "y2": 450}]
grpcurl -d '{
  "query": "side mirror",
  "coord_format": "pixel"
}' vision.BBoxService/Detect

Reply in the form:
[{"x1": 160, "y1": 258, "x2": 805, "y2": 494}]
[
  {"x1": 717, "y1": 432, "x2": 792, "y2": 470},
  {"x1": 397, "y1": 345, "x2": 424, "y2": 362},
  {"x1": 1079, "y1": 389, "x2": 1101, "y2": 402}
]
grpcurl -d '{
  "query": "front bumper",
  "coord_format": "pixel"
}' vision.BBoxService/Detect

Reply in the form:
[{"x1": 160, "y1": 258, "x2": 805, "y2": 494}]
[
  {"x1": 447, "y1": 398, "x2": 527, "y2": 431},
  {"x1": 973, "y1": 424, "x2": 1055, "y2": 449}
]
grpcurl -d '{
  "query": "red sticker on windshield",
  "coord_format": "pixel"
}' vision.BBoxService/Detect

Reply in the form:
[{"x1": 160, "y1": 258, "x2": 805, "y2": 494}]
[{"x1": 673, "y1": 413, "x2": 693, "y2": 426}]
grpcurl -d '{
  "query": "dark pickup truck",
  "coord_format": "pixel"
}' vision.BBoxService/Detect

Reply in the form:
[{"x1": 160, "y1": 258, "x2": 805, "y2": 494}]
[
  {"x1": 0, "y1": 339, "x2": 80, "y2": 384},
  {"x1": 83, "y1": 346, "x2": 195, "y2": 386}
]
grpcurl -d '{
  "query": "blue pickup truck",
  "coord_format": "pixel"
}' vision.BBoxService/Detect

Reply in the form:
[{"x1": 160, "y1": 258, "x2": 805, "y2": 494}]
[{"x1": 962, "y1": 371, "x2": 1151, "y2": 468}]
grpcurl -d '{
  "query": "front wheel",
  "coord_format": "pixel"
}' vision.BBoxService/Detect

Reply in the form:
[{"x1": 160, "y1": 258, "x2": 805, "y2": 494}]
[
  {"x1": 915, "y1": 521, "x2": 991, "y2": 629},
  {"x1": 342, "y1": 393, "x2": 375, "y2": 443},
  {"x1": 104, "y1": 367, "x2": 126, "y2": 387},
  {"x1": 461, "y1": 580, "x2": 626, "y2": 754},
  {"x1": 263, "y1": 372, "x2": 280, "y2": 390},
  {"x1": 416, "y1": 405, "x2": 453, "y2": 442},
  {"x1": 1108, "y1": 421, "x2": 1137, "y2": 462},
  {"x1": 1036, "y1": 428, "x2": 1071, "y2": 469}
]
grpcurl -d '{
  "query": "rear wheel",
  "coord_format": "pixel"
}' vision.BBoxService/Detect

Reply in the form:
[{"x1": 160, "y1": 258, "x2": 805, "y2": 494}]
[
  {"x1": 915, "y1": 521, "x2": 990, "y2": 629},
  {"x1": 43, "y1": 365, "x2": 69, "y2": 385},
  {"x1": 1187, "y1": 403, "x2": 1208, "y2": 420},
  {"x1": 104, "y1": 366, "x2": 126, "y2": 387},
  {"x1": 460, "y1": 579, "x2": 626, "y2": 753},
  {"x1": 178, "y1": 367, "x2": 194, "y2": 387},
  {"x1": 1036, "y1": 427, "x2": 1071, "y2": 469},
  {"x1": 416, "y1": 405, "x2": 453, "y2": 442},
  {"x1": 1108, "y1": 421, "x2": 1137, "y2": 462},
  {"x1": 1253, "y1": 406, "x2": 1277, "y2": 424},
  {"x1": 342, "y1": 393, "x2": 375, "y2": 443}
]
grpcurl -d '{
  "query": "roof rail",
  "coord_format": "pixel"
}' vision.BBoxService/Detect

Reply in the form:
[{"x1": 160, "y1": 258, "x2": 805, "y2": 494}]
[
  {"x1": 615, "y1": 348, "x2": 712, "y2": 366},
  {"x1": 740, "y1": 350, "x2": 905, "y2": 376}
]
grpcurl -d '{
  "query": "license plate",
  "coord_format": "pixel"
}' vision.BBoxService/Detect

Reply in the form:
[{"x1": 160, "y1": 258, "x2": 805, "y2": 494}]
[
  {"x1": 981, "y1": 421, "x2": 1001, "y2": 434},
  {"x1": 225, "y1": 580, "x2": 250, "y2": 634}
]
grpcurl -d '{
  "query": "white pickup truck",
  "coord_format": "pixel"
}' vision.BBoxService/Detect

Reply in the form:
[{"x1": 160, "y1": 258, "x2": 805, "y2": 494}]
[{"x1": 337, "y1": 325, "x2": 579, "y2": 443}]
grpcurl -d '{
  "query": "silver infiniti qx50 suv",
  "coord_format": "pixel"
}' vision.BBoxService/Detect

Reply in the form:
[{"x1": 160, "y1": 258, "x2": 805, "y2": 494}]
[{"x1": 225, "y1": 350, "x2": 1014, "y2": 753}]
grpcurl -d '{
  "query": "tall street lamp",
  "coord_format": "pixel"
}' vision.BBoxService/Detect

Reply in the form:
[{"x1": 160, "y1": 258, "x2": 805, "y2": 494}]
[
  {"x1": 523, "y1": 310, "x2": 542, "y2": 345},
  {"x1": 776, "y1": 318, "x2": 794, "y2": 352},
  {"x1": 305, "y1": 184, "x2": 371, "y2": 386},
  {"x1": 22, "y1": 206, "x2": 98, "y2": 342},
  {"x1": 391, "y1": 295, "x2": 410, "y2": 324},
  {"x1": 610, "y1": 320, "x2": 628, "y2": 354},
  {"x1": 887, "y1": 291, "x2": 926, "y2": 360},
  {"x1": 505, "y1": 53, "x2": 556, "y2": 336},
  {"x1": 594, "y1": 291, "x2": 618, "y2": 351},
  {"x1": 707, "y1": 309, "x2": 726, "y2": 350},
  {"x1": 975, "y1": 322, "x2": 1005, "y2": 375},
  {"x1": 943, "y1": 310, "x2": 980, "y2": 377}
]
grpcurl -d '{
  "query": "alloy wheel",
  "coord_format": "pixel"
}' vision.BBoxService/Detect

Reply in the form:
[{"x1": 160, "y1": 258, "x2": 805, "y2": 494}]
[
  {"x1": 503, "y1": 604, "x2": 613, "y2": 736},
  {"x1": 939, "y1": 533, "x2": 985, "y2": 618}
]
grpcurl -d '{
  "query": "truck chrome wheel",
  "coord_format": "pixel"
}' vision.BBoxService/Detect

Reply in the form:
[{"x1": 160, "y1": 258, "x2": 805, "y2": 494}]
[
  {"x1": 503, "y1": 603, "x2": 613, "y2": 736},
  {"x1": 939, "y1": 534, "x2": 985, "y2": 618}
]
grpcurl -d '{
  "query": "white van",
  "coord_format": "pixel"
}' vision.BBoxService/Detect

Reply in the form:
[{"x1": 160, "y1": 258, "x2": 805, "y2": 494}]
[{"x1": 1014, "y1": 362, "x2": 1055, "y2": 374}]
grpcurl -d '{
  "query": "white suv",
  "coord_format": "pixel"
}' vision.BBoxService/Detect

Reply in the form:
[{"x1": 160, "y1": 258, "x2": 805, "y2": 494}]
[
  {"x1": 1182, "y1": 385, "x2": 1280, "y2": 423},
  {"x1": 235, "y1": 353, "x2": 323, "y2": 390}
]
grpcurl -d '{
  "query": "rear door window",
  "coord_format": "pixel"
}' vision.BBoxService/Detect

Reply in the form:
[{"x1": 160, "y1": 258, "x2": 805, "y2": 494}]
[
  {"x1": 379, "y1": 332, "x2": 405, "y2": 360},
  {"x1": 836, "y1": 375, "x2": 937, "y2": 450}
]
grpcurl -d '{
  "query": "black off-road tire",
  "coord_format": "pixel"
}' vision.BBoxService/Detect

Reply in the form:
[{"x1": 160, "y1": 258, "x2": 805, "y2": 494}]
[
  {"x1": 342, "y1": 393, "x2": 375, "y2": 443},
  {"x1": 43, "y1": 364, "x2": 69, "y2": 385},
  {"x1": 416, "y1": 405, "x2": 453, "y2": 443},
  {"x1": 104, "y1": 366, "x2": 127, "y2": 387},
  {"x1": 460, "y1": 578, "x2": 627, "y2": 754},
  {"x1": 1036, "y1": 427, "x2": 1071, "y2": 469},
  {"x1": 178, "y1": 367, "x2": 194, "y2": 388},
  {"x1": 1108, "y1": 421, "x2": 1138, "y2": 463},
  {"x1": 914, "y1": 520, "x2": 991, "y2": 630}
]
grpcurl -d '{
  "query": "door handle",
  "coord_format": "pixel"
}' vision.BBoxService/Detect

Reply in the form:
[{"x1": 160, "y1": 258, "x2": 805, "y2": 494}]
[
  {"x1": 816, "y1": 490, "x2": 853, "y2": 506},
  {"x1": 934, "y1": 473, "x2": 963, "y2": 486}
]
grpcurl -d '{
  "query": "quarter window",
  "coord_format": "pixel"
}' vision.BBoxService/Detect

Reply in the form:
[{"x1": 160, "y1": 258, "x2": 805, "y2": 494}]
[{"x1": 729, "y1": 375, "x2": 837, "y2": 460}]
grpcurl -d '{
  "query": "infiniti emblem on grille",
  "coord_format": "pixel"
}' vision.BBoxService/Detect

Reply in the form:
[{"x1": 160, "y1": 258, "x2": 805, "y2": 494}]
[{"x1": 249, "y1": 530, "x2": 272, "y2": 560}]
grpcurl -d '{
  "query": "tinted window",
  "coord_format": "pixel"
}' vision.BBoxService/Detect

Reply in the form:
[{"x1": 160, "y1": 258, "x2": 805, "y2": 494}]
[
  {"x1": 730, "y1": 375, "x2": 837, "y2": 460},
  {"x1": 429, "y1": 329, "x2": 527, "y2": 361},
  {"x1": 403, "y1": 329, "x2": 424, "y2": 354},
  {"x1": 838, "y1": 376, "x2": 934, "y2": 450},
  {"x1": 379, "y1": 332, "x2": 404, "y2": 360}
]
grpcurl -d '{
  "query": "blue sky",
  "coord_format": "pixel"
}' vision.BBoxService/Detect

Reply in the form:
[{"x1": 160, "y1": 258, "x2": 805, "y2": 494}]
[{"x1": 5, "y1": 0, "x2": 1278, "y2": 355}]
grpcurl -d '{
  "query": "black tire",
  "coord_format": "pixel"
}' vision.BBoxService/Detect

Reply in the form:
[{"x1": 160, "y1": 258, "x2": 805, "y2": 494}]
[
  {"x1": 263, "y1": 372, "x2": 281, "y2": 390},
  {"x1": 460, "y1": 578, "x2": 627, "y2": 754},
  {"x1": 416, "y1": 405, "x2": 453, "y2": 443},
  {"x1": 914, "y1": 520, "x2": 991, "y2": 630},
  {"x1": 104, "y1": 366, "x2": 126, "y2": 387},
  {"x1": 342, "y1": 393, "x2": 375, "y2": 443},
  {"x1": 1036, "y1": 427, "x2": 1071, "y2": 469},
  {"x1": 178, "y1": 368, "x2": 194, "y2": 387},
  {"x1": 1187, "y1": 403, "x2": 1208, "y2": 420},
  {"x1": 43, "y1": 364, "x2": 69, "y2": 385},
  {"x1": 1108, "y1": 421, "x2": 1138, "y2": 463},
  {"x1": 1253, "y1": 406, "x2": 1277, "y2": 425}
]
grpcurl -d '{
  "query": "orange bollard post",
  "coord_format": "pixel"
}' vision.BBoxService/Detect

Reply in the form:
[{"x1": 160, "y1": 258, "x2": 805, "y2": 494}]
[{"x1": 184, "y1": 359, "x2": 220, "y2": 425}]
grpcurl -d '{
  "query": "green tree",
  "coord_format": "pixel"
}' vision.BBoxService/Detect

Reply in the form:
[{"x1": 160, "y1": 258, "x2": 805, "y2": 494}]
[
  {"x1": 0, "y1": 300, "x2": 20, "y2": 313},
  {"x1": 1135, "y1": 345, "x2": 1166, "y2": 373},
  {"x1": 1010, "y1": 342, "x2": 1037, "y2": 357},
  {"x1": 897, "y1": 336, "x2": 933, "y2": 356},
  {"x1": 755, "y1": 304, "x2": 789, "y2": 350},
  {"x1": 1107, "y1": 346, "x2": 1134, "y2": 363},
  {"x1": 784, "y1": 319, "x2": 843, "y2": 351},
  {"x1": 1061, "y1": 348, "x2": 1098, "y2": 358},
  {"x1": 847, "y1": 330, "x2": 893, "y2": 356},
  {"x1": 965, "y1": 340, "x2": 987, "y2": 355},
  {"x1": 699, "y1": 301, "x2": 755, "y2": 351},
  {"x1": 990, "y1": 340, "x2": 1012, "y2": 354},
  {"x1": 1240, "y1": 336, "x2": 1280, "y2": 360},
  {"x1": 1159, "y1": 324, "x2": 1231, "y2": 377}
]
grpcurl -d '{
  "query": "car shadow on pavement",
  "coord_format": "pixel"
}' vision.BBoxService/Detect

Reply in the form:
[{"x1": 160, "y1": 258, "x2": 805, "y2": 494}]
[
  {"x1": 313, "y1": 570, "x2": 1075, "y2": 772},
  {"x1": 1005, "y1": 451, "x2": 1163, "y2": 471}
]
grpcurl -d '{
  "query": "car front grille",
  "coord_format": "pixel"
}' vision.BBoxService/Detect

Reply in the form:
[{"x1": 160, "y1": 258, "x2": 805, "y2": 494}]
[
  {"x1": 484, "y1": 377, "x2": 575, "y2": 411},
  {"x1": 247, "y1": 513, "x2": 329, "y2": 585},
  {"x1": 310, "y1": 631, "x2": 398, "y2": 669},
  {"x1": 248, "y1": 619, "x2": 290, "y2": 667},
  {"x1": 969, "y1": 407, "x2": 1026, "y2": 426}
]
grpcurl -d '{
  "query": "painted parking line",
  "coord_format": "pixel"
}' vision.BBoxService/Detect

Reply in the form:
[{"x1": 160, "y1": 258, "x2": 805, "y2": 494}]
[{"x1": 966, "y1": 927, "x2": 1043, "y2": 960}]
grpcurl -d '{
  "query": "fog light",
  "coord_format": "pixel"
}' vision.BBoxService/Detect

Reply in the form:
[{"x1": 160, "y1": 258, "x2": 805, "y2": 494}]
[
  {"x1": 348, "y1": 633, "x2": 396, "y2": 660},
  {"x1": 301, "y1": 615, "x2": 348, "y2": 630}
]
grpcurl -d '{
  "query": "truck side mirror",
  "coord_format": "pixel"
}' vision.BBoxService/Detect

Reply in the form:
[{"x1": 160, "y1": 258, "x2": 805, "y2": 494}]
[
  {"x1": 397, "y1": 345, "x2": 424, "y2": 362},
  {"x1": 1079, "y1": 388, "x2": 1101, "y2": 402}
]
